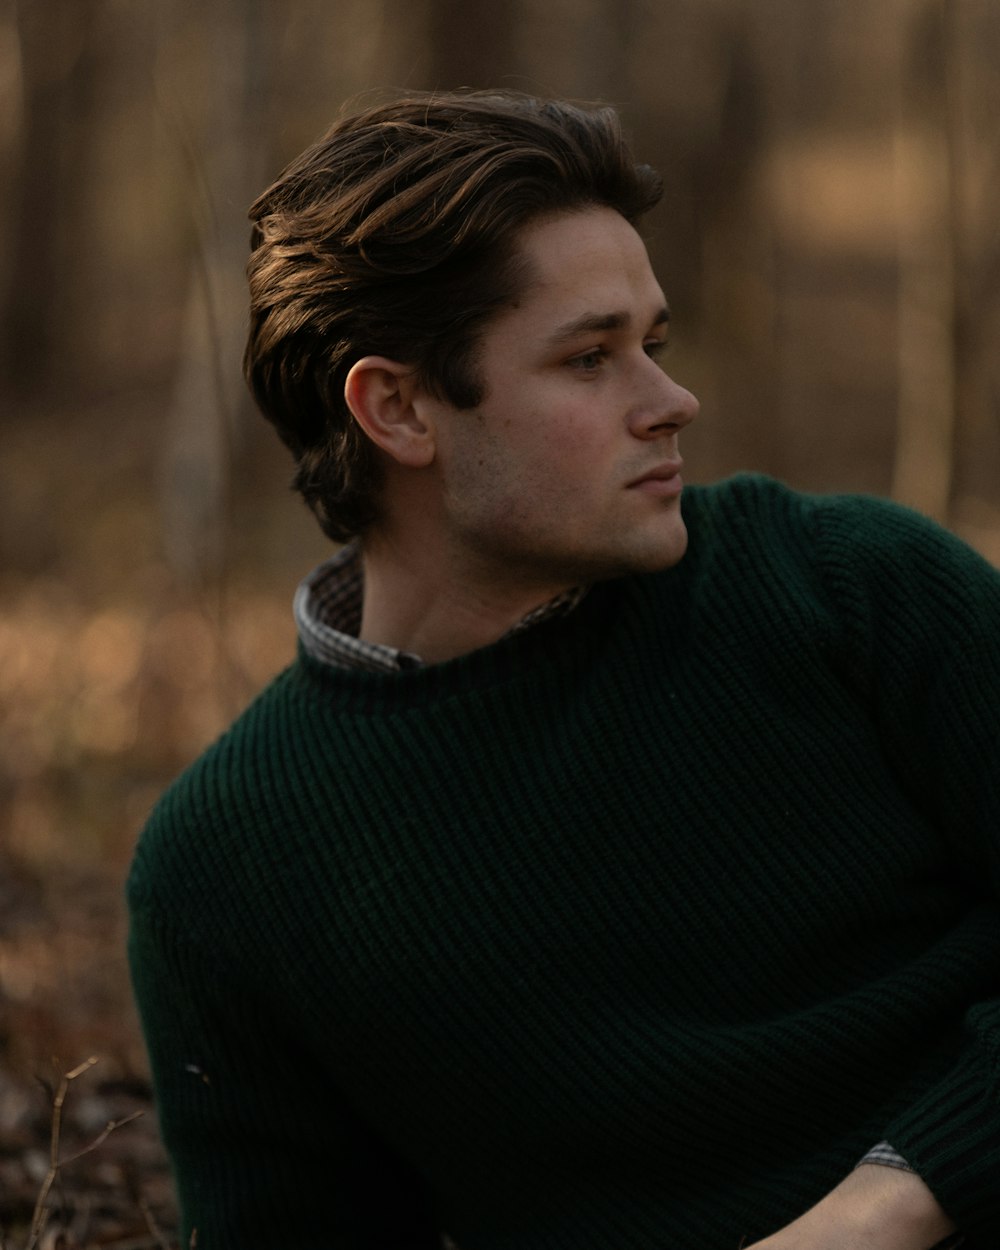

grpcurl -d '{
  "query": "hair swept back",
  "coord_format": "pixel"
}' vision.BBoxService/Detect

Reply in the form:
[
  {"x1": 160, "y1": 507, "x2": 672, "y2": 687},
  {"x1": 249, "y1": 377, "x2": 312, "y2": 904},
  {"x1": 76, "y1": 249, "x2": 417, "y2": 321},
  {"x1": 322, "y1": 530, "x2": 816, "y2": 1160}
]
[{"x1": 244, "y1": 90, "x2": 663, "y2": 541}]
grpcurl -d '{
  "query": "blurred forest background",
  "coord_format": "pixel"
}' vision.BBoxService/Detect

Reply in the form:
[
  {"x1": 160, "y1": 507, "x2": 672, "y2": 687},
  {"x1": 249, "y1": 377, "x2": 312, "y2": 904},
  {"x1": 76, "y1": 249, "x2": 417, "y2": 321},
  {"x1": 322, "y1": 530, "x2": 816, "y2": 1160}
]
[{"x1": 1, "y1": 0, "x2": 999, "y2": 1242}]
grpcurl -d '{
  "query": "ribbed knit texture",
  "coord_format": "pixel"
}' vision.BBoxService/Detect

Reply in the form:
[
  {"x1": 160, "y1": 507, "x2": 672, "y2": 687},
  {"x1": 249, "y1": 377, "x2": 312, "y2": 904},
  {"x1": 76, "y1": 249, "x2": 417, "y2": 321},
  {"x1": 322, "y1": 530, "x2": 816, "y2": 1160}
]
[{"x1": 128, "y1": 475, "x2": 1000, "y2": 1249}]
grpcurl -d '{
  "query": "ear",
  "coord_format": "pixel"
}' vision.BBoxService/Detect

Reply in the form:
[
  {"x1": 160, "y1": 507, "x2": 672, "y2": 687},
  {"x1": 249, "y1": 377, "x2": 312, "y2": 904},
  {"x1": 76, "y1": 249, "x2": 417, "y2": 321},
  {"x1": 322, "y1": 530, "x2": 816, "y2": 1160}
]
[{"x1": 344, "y1": 357, "x2": 435, "y2": 468}]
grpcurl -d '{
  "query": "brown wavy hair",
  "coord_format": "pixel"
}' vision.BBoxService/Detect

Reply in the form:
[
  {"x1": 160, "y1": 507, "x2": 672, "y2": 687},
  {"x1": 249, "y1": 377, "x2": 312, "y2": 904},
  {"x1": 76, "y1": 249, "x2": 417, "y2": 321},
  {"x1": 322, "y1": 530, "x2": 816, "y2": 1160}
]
[{"x1": 244, "y1": 91, "x2": 663, "y2": 541}]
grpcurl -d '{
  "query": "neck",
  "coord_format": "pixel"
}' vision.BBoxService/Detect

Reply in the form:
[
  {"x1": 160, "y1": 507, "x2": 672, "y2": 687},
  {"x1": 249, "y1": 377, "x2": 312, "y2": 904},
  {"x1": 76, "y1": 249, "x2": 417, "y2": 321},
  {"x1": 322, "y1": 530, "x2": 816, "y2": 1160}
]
[{"x1": 358, "y1": 530, "x2": 575, "y2": 664}]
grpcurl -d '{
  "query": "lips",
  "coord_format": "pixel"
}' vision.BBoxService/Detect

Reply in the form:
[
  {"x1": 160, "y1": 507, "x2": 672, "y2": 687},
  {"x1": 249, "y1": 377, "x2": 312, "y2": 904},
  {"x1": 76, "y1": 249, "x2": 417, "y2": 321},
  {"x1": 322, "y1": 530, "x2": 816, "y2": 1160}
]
[{"x1": 627, "y1": 459, "x2": 684, "y2": 495}]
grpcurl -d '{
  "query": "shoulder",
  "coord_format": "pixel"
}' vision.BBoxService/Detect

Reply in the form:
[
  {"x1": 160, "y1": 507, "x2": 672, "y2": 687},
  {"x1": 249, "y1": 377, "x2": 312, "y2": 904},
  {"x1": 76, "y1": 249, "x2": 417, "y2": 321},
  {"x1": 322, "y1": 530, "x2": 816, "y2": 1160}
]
[
  {"x1": 679, "y1": 474, "x2": 825, "y2": 579},
  {"x1": 672, "y1": 474, "x2": 827, "y2": 601},
  {"x1": 667, "y1": 474, "x2": 1000, "y2": 655},
  {"x1": 682, "y1": 471, "x2": 810, "y2": 522},
  {"x1": 682, "y1": 472, "x2": 997, "y2": 581},
  {"x1": 681, "y1": 471, "x2": 927, "y2": 537},
  {"x1": 127, "y1": 662, "x2": 315, "y2": 922}
]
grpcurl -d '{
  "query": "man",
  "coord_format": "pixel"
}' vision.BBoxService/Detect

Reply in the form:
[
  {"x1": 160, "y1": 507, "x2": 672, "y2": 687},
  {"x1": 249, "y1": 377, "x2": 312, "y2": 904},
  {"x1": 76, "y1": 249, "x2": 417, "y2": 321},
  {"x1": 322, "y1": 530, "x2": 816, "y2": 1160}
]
[{"x1": 128, "y1": 92, "x2": 999, "y2": 1249}]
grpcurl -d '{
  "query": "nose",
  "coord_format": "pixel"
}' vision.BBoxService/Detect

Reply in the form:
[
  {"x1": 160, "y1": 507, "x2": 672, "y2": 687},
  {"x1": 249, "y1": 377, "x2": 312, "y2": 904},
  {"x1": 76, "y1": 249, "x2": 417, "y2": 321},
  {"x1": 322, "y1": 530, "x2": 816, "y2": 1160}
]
[{"x1": 629, "y1": 366, "x2": 699, "y2": 439}]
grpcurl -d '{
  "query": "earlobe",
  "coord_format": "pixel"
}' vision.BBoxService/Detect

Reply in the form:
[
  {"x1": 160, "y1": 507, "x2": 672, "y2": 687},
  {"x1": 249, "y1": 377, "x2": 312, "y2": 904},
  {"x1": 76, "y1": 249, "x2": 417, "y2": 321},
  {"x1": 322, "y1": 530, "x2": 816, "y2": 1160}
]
[{"x1": 344, "y1": 356, "x2": 435, "y2": 468}]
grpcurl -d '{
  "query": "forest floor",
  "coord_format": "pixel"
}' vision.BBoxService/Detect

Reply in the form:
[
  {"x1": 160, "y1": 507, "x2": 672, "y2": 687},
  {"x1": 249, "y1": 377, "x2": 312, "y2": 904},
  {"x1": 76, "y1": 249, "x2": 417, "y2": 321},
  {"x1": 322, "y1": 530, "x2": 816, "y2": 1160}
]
[
  {"x1": 0, "y1": 391, "x2": 329, "y2": 1248},
  {"x1": 0, "y1": 861, "x2": 177, "y2": 1248}
]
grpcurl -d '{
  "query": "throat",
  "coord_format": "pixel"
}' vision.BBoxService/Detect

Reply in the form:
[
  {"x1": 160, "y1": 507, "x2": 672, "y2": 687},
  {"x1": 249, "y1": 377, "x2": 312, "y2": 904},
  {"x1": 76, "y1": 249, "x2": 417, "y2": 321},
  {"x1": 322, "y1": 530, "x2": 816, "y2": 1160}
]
[{"x1": 359, "y1": 543, "x2": 582, "y2": 664}]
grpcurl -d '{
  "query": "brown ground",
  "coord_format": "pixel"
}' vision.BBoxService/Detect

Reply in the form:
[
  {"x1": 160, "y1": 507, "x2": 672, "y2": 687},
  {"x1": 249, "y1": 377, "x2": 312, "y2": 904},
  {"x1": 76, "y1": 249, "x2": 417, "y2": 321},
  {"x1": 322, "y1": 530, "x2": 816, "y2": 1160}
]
[
  {"x1": 0, "y1": 392, "x2": 328, "y2": 1248},
  {"x1": 0, "y1": 862, "x2": 177, "y2": 1247}
]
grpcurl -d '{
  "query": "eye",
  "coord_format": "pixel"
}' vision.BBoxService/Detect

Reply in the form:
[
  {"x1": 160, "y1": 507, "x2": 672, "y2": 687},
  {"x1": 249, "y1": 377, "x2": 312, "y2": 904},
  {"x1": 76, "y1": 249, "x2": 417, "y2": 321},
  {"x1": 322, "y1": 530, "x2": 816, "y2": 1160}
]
[
  {"x1": 568, "y1": 348, "x2": 607, "y2": 372},
  {"x1": 644, "y1": 338, "x2": 669, "y2": 360}
]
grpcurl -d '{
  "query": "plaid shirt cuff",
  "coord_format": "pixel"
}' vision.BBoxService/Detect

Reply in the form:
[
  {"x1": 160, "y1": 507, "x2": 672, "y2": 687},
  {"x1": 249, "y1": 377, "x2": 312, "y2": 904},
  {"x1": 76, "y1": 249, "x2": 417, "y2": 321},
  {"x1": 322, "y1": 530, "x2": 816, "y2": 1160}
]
[{"x1": 856, "y1": 1142, "x2": 964, "y2": 1248}]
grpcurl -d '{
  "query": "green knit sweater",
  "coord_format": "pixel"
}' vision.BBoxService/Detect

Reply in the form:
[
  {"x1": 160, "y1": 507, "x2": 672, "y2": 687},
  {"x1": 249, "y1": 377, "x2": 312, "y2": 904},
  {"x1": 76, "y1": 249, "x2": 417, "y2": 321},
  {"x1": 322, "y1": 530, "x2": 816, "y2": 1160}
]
[{"x1": 128, "y1": 476, "x2": 1000, "y2": 1249}]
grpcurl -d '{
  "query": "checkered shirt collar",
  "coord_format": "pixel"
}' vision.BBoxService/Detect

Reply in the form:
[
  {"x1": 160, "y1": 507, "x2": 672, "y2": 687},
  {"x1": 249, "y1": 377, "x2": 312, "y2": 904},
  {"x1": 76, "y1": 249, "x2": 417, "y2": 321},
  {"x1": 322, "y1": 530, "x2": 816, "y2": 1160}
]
[{"x1": 294, "y1": 542, "x2": 586, "y2": 673}]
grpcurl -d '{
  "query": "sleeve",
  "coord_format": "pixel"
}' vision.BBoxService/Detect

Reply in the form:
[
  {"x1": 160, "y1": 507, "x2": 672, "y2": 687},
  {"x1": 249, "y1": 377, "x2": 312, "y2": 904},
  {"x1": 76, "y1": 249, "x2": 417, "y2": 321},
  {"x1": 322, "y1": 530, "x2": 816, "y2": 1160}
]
[
  {"x1": 813, "y1": 495, "x2": 1000, "y2": 1247},
  {"x1": 128, "y1": 904, "x2": 441, "y2": 1250}
]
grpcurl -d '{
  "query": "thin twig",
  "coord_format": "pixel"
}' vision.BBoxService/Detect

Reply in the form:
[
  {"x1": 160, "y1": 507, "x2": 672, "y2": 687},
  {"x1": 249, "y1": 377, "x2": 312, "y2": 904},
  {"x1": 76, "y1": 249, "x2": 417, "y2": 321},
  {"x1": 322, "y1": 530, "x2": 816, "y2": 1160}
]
[
  {"x1": 25, "y1": 1058, "x2": 142, "y2": 1250},
  {"x1": 138, "y1": 1196, "x2": 172, "y2": 1250},
  {"x1": 26, "y1": 1057, "x2": 98, "y2": 1250},
  {"x1": 62, "y1": 1058, "x2": 100, "y2": 1083},
  {"x1": 58, "y1": 1111, "x2": 144, "y2": 1167}
]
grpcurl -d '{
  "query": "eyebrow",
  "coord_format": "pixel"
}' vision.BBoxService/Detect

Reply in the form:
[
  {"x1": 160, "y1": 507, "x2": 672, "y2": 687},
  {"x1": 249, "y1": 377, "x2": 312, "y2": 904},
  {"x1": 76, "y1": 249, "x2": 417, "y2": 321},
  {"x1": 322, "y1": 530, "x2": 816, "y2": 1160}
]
[{"x1": 547, "y1": 305, "x2": 670, "y2": 346}]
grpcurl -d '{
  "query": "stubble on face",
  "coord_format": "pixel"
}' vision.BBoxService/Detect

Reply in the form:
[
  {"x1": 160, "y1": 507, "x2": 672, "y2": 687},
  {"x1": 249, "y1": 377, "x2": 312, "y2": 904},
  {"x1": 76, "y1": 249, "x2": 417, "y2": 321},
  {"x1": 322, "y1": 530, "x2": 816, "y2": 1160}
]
[{"x1": 427, "y1": 208, "x2": 697, "y2": 597}]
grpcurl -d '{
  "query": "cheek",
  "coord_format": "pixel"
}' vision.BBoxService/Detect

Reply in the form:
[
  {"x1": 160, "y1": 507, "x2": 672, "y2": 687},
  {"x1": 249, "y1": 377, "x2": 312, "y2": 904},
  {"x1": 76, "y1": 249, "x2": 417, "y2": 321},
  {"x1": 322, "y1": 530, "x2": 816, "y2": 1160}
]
[
  {"x1": 448, "y1": 397, "x2": 612, "y2": 525},
  {"x1": 534, "y1": 419, "x2": 612, "y2": 495},
  {"x1": 520, "y1": 397, "x2": 607, "y2": 462}
]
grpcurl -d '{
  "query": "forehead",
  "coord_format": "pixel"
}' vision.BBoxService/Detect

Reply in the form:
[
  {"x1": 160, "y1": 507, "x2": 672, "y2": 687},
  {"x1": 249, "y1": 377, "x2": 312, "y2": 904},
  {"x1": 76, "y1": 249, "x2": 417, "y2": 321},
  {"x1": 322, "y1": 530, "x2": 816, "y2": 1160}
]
[{"x1": 494, "y1": 206, "x2": 666, "y2": 338}]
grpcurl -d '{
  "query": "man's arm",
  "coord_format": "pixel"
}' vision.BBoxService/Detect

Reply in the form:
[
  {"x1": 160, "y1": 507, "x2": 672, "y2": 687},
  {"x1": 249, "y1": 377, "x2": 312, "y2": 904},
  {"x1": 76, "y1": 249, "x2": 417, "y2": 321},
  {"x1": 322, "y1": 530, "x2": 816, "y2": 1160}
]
[
  {"x1": 794, "y1": 492, "x2": 1000, "y2": 1247},
  {"x1": 745, "y1": 1164, "x2": 958, "y2": 1250},
  {"x1": 128, "y1": 905, "x2": 440, "y2": 1250}
]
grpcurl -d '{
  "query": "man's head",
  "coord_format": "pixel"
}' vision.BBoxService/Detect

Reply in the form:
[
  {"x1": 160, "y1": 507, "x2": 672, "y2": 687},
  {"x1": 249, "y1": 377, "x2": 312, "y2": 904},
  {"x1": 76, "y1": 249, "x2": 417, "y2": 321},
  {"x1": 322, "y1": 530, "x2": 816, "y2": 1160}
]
[{"x1": 244, "y1": 91, "x2": 663, "y2": 543}]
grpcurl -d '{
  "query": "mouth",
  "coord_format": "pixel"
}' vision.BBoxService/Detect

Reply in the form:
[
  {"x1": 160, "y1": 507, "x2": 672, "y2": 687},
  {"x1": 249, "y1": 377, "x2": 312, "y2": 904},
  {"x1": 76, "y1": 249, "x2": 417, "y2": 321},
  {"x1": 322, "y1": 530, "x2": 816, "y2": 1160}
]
[{"x1": 627, "y1": 459, "x2": 684, "y2": 496}]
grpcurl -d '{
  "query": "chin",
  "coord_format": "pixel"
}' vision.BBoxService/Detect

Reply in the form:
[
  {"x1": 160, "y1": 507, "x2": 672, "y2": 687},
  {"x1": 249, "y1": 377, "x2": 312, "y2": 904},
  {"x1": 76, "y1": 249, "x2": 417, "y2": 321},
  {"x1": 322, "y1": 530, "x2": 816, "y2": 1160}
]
[
  {"x1": 582, "y1": 524, "x2": 688, "y2": 584},
  {"x1": 624, "y1": 520, "x2": 689, "y2": 574}
]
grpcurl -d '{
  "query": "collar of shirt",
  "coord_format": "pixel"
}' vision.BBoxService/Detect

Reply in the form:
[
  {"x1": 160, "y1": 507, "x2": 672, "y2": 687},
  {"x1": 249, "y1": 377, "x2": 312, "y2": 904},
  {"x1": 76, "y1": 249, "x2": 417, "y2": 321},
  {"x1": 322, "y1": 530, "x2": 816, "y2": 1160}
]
[{"x1": 294, "y1": 541, "x2": 588, "y2": 674}]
